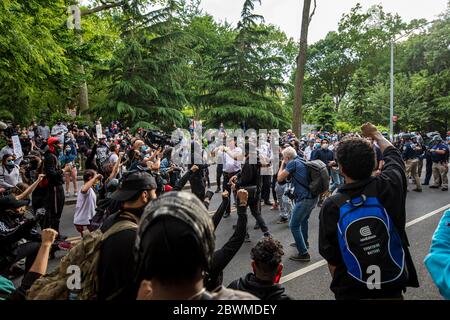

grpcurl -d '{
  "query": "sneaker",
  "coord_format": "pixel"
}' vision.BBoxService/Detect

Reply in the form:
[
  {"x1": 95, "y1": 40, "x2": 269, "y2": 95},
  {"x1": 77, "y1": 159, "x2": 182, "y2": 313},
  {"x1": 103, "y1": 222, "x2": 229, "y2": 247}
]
[
  {"x1": 442, "y1": 187, "x2": 448, "y2": 191},
  {"x1": 276, "y1": 218, "x2": 288, "y2": 224},
  {"x1": 422, "y1": 182, "x2": 429, "y2": 185},
  {"x1": 223, "y1": 212, "x2": 230, "y2": 218},
  {"x1": 289, "y1": 252, "x2": 311, "y2": 262},
  {"x1": 214, "y1": 189, "x2": 221, "y2": 193},
  {"x1": 430, "y1": 185, "x2": 440, "y2": 189},
  {"x1": 412, "y1": 188, "x2": 422, "y2": 192},
  {"x1": 65, "y1": 192, "x2": 70, "y2": 198},
  {"x1": 57, "y1": 241, "x2": 72, "y2": 251},
  {"x1": 253, "y1": 223, "x2": 260, "y2": 230},
  {"x1": 264, "y1": 201, "x2": 273, "y2": 206},
  {"x1": 244, "y1": 233, "x2": 251, "y2": 243},
  {"x1": 263, "y1": 232, "x2": 271, "y2": 238}
]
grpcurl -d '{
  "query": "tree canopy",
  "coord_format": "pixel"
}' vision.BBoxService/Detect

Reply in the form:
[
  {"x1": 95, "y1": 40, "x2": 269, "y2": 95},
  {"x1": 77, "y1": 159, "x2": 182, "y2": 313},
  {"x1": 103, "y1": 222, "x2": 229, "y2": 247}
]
[{"x1": 0, "y1": 0, "x2": 449, "y2": 134}]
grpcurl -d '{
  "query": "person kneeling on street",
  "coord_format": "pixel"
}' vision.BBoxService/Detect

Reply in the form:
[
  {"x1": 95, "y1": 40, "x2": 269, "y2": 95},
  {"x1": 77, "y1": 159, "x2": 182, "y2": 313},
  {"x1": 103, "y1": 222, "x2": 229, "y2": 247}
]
[
  {"x1": 134, "y1": 191, "x2": 257, "y2": 300},
  {"x1": 228, "y1": 237, "x2": 291, "y2": 300}
]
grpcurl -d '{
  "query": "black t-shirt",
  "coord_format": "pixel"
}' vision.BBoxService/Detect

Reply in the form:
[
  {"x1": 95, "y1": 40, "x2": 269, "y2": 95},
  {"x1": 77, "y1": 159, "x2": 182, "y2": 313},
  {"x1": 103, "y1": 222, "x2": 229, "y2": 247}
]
[
  {"x1": 318, "y1": 146, "x2": 419, "y2": 300},
  {"x1": 97, "y1": 212, "x2": 139, "y2": 300}
]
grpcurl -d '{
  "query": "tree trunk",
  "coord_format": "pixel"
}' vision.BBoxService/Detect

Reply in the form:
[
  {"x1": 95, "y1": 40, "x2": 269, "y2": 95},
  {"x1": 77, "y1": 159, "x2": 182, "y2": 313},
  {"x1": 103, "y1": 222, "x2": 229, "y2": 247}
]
[
  {"x1": 72, "y1": 1, "x2": 123, "y2": 115},
  {"x1": 293, "y1": 0, "x2": 315, "y2": 137},
  {"x1": 78, "y1": 64, "x2": 89, "y2": 113}
]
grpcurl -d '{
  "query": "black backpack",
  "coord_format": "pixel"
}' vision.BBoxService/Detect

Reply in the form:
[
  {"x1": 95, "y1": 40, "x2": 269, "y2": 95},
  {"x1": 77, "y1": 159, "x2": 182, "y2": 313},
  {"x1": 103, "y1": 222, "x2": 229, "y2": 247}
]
[{"x1": 292, "y1": 158, "x2": 329, "y2": 197}]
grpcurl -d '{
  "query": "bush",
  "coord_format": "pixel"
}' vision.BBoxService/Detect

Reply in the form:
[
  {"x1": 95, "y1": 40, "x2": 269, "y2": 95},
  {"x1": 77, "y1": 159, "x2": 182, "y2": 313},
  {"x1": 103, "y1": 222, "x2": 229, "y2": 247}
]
[
  {"x1": 0, "y1": 110, "x2": 14, "y2": 122},
  {"x1": 49, "y1": 112, "x2": 91, "y2": 128},
  {"x1": 335, "y1": 121, "x2": 355, "y2": 133}
]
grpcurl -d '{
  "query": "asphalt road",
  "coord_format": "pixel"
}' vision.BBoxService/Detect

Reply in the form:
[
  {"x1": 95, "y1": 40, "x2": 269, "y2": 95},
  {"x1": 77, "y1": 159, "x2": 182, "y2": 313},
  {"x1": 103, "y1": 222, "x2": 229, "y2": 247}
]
[{"x1": 54, "y1": 174, "x2": 449, "y2": 300}]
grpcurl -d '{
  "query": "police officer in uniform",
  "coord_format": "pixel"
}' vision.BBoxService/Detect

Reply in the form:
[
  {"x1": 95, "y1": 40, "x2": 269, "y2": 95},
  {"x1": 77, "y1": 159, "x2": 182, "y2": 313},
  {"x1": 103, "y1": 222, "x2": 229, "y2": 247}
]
[
  {"x1": 401, "y1": 134, "x2": 422, "y2": 192},
  {"x1": 429, "y1": 135, "x2": 449, "y2": 191}
]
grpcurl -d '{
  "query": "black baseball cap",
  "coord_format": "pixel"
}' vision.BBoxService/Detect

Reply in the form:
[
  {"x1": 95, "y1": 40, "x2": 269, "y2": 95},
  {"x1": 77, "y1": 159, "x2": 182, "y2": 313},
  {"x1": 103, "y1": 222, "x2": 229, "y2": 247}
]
[
  {"x1": 0, "y1": 195, "x2": 30, "y2": 210},
  {"x1": 111, "y1": 172, "x2": 157, "y2": 202}
]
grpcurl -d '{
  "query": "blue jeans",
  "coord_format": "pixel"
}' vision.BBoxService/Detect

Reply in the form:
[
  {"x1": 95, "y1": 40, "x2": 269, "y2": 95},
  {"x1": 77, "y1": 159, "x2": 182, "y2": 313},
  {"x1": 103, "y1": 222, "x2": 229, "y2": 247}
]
[
  {"x1": 289, "y1": 197, "x2": 318, "y2": 255},
  {"x1": 330, "y1": 168, "x2": 343, "y2": 193}
]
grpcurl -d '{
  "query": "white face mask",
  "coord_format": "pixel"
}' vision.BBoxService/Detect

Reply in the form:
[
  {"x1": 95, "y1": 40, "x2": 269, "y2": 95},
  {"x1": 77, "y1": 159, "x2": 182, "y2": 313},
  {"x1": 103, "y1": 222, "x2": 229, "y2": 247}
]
[{"x1": 322, "y1": 144, "x2": 329, "y2": 150}]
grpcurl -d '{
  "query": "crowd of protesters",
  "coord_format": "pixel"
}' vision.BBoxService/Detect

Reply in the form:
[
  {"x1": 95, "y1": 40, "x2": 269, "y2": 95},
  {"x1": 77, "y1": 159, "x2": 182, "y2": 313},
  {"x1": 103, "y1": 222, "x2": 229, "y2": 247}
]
[{"x1": 0, "y1": 117, "x2": 449, "y2": 300}]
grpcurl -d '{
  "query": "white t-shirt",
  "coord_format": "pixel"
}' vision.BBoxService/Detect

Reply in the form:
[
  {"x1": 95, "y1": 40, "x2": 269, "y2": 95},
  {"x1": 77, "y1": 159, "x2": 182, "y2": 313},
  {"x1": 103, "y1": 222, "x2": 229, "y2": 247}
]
[
  {"x1": 109, "y1": 153, "x2": 119, "y2": 164},
  {"x1": 74, "y1": 187, "x2": 97, "y2": 225},
  {"x1": 223, "y1": 147, "x2": 242, "y2": 173}
]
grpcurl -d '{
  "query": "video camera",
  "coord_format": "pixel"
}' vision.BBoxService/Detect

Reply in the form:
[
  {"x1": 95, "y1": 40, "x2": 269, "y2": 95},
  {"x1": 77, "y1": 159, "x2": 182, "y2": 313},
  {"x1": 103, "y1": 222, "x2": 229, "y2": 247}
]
[{"x1": 143, "y1": 130, "x2": 178, "y2": 148}]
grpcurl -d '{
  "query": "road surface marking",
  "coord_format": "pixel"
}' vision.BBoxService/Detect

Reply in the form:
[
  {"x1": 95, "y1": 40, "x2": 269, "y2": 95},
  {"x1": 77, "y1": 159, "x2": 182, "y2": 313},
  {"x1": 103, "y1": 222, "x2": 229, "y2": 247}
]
[
  {"x1": 280, "y1": 203, "x2": 450, "y2": 284},
  {"x1": 405, "y1": 204, "x2": 450, "y2": 227}
]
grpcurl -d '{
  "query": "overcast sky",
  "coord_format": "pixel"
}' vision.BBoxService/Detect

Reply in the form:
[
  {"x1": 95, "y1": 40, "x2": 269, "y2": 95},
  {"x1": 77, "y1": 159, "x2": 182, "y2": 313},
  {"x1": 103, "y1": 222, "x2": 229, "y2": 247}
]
[{"x1": 199, "y1": 0, "x2": 448, "y2": 43}]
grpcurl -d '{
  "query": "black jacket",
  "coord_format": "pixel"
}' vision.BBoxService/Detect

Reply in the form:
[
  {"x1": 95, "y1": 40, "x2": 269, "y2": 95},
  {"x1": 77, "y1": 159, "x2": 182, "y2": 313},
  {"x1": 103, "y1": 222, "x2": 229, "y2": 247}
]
[
  {"x1": 97, "y1": 211, "x2": 139, "y2": 300},
  {"x1": 205, "y1": 201, "x2": 248, "y2": 291},
  {"x1": 235, "y1": 159, "x2": 261, "y2": 197},
  {"x1": 319, "y1": 146, "x2": 419, "y2": 300},
  {"x1": 43, "y1": 151, "x2": 64, "y2": 187},
  {"x1": 228, "y1": 273, "x2": 291, "y2": 300},
  {"x1": 0, "y1": 210, "x2": 36, "y2": 270}
]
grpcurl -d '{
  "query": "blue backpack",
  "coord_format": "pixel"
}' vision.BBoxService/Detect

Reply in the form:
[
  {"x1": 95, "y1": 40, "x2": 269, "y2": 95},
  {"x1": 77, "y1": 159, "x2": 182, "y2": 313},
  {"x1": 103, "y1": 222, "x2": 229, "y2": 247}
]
[{"x1": 332, "y1": 182, "x2": 406, "y2": 286}]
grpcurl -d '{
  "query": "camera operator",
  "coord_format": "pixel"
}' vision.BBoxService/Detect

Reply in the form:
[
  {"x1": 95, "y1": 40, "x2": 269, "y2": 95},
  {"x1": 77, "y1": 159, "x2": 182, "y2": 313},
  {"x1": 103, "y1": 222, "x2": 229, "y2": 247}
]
[
  {"x1": 160, "y1": 147, "x2": 182, "y2": 187},
  {"x1": 21, "y1": 151, "x2": 42, "y2": 185}
]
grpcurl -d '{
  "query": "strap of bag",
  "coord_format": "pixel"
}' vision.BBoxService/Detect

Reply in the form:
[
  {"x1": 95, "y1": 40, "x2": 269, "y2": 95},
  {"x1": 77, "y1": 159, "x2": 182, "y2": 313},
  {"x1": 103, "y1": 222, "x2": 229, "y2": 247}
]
[
  {"x1": 290, "y1": 160, "x2": 310, "y2": 191},
  {"x1": 101, "y1": 212, "x2": 138, "y2": 242}
]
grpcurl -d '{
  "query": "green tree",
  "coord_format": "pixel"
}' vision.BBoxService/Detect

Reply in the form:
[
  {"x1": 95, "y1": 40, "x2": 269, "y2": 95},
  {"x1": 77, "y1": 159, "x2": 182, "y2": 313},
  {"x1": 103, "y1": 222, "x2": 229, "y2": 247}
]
[
  {"x1": 313, "y1": 94, "x2": 336, "y2": 132},
  {"x1": 201, "y1": 0, "x2": 288, "y2": 129},
  {"x1": 93, "y1": 1, "x2": 190, "y2": 130}
]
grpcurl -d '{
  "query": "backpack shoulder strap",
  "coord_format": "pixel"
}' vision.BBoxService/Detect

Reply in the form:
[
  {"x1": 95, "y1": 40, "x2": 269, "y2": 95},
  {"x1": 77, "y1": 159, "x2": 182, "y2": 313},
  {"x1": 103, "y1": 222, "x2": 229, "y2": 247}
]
[
  {"x1": 102, "y1": 213, "x2": 138, "y2": 241},
  {"x1": 330, "y1": 192, "x2": 350, "y2": 208},
  {"x1": 291, "y1": 160, "x2": 310, "y2": 190}
]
